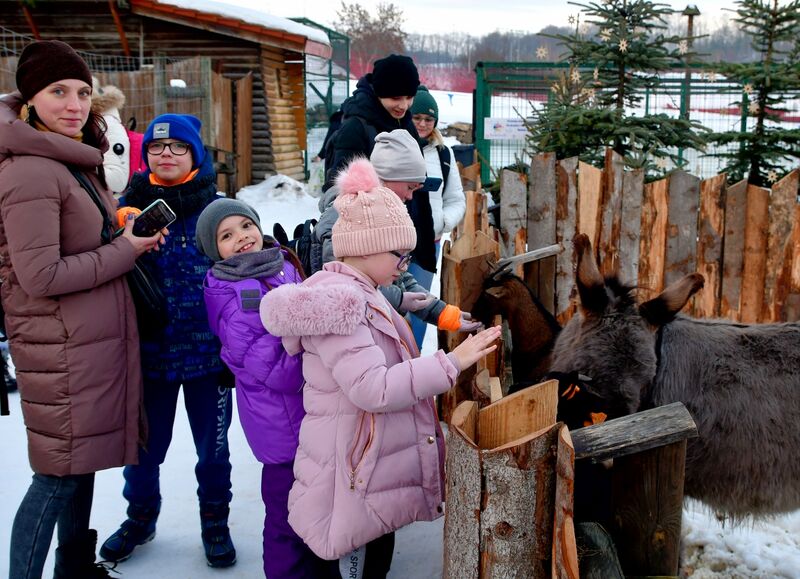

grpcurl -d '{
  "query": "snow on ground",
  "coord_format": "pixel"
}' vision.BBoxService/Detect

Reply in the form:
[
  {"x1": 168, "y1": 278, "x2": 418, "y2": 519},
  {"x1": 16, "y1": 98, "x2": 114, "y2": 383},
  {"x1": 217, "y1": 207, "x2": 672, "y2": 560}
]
[{"x1": 1, "y1": 179, "x2": 799, "y2": 578}]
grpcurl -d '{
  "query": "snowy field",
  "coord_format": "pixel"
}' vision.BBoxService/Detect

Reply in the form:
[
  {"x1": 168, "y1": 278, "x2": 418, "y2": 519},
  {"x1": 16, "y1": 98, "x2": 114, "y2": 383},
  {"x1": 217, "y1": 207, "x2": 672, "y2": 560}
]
[{"x1": 3, "y1": 100, "x2": 800, "y2": 575}]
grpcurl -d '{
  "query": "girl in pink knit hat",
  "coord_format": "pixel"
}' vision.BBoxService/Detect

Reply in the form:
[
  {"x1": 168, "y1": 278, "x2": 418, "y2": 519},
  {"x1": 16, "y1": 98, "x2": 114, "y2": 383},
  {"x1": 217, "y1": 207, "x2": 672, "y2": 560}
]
[{"x1": 261, "y1": 157, "x2": 501, "y2": 578}]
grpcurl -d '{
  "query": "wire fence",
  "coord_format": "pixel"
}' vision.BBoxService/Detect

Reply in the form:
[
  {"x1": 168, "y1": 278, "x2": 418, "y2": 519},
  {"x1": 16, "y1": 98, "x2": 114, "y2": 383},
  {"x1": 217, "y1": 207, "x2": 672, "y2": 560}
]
[
  {"x1": 475, "y1": 61, "x2": 800, "y2": 183},
  {"x1": 1, "y1": 26, "x2": 212, "y2": 140}
]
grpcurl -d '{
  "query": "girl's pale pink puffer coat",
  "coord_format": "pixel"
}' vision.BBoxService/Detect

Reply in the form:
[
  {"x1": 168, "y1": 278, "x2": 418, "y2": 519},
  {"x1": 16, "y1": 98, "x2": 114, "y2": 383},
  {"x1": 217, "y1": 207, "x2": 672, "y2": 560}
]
[{"x1": 261, "y1": 261, "x2": 458, "y2": 560}]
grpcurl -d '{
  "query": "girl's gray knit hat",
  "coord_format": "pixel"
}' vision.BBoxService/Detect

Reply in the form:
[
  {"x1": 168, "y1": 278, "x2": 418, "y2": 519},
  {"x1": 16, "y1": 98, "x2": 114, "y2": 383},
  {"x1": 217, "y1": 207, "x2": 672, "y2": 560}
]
[{"x1": 195, "y1": 198, "x2": 262, "y2": 262}]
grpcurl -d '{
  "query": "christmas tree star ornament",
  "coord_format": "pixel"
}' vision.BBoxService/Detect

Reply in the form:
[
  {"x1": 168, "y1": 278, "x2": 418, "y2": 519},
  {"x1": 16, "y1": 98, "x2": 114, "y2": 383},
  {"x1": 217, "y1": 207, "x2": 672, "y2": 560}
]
[
  {"x1": 593, "y1": 67, "x2": 599, "y2": 81},
  {"x1": 655, "y1": 157, "x2": 669, "y2": 170},
  {"x1": 767, "y1": 170, "x2": 779, "y2": 183},
  {"x1": 600, "y1": 28, "x2": 612, "y2": 41},
  {"x1": 743, "y1": 83, "x2": 753, "y2": 95},
  {"x1": 748, "y1": 101, "x2": 759, "y2": 114},
  {"x1": 678, "y1": 40, "x2": 689, "y2": 55},
  {"x1": 568, "y1": 14, "x2": 576, "y2": 25},
  {"x1": 571, "y1": 69, "x2": 581, "y2": 83},
  {"x1": 536, "y1": 46, "x2": 549, "y2": 60},
  {"x1": 619, "y1": 38, "x2": 629, "y2": 53}
]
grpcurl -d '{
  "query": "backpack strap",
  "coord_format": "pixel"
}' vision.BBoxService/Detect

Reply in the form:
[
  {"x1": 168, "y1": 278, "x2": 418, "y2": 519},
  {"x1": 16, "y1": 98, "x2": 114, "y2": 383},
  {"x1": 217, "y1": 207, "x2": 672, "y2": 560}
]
[{"x1": 436, "y1": 145, "x2": 451, "y2": 191}]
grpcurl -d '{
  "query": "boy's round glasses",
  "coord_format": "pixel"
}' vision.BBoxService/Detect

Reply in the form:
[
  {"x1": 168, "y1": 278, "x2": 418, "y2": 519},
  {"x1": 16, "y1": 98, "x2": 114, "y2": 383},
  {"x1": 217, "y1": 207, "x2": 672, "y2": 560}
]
[
  {"x1": 390, "y1": 250, "x2": 413, "y2": 270},
  {"x1": 147, "y1": 141, "x2": 190, "y2": 156}
]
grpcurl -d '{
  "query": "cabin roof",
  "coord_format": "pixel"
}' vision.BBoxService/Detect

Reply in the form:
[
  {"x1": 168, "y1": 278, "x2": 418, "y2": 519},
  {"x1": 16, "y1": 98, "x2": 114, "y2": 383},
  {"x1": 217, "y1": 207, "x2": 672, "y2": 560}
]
[{"x1": 130, "y1": 0, "x2": 332, "y2": 58}]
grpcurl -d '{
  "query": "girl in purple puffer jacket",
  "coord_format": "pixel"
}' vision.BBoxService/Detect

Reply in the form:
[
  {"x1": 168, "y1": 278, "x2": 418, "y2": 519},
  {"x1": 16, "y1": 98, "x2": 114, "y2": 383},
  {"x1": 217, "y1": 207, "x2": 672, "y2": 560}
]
[{"x1": 195, "y1": 198, "x2": 336, "y2": 579}]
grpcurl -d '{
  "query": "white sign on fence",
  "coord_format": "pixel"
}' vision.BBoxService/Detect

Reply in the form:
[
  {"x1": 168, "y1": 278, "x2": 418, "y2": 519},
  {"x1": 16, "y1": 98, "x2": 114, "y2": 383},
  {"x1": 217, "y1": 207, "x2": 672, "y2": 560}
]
[{"x1": 484, "y1": 117, "x2": 528, "y2": 140}]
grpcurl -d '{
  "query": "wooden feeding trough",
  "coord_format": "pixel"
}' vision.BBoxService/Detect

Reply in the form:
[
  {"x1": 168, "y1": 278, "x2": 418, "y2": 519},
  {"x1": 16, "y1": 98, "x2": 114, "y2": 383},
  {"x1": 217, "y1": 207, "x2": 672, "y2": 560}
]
[{"x1": 443, "y1": 380, "x2": 579, "y2": 579}]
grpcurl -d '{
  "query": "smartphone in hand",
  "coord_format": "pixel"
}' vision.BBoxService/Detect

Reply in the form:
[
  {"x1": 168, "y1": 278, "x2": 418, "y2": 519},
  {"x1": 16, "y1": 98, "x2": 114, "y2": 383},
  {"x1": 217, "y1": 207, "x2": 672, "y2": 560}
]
[{"x1": 115, "y1": 199, "x2": 176, "y2": 237}]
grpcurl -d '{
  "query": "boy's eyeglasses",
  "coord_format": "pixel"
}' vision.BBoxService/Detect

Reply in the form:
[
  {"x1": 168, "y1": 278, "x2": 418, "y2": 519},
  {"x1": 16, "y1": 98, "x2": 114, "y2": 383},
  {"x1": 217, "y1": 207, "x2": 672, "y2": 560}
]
[
  {"x1": 390, "y1": 250, "x2": 413, "y2": 270},
  {"x1": 147, "y1": 141, "x2": 190, "y2": 156}
]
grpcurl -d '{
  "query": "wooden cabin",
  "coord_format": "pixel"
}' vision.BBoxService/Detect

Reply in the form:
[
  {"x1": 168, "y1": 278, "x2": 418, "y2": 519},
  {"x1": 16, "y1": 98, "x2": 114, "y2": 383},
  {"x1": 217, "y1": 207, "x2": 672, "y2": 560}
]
[{"x1": 0, "y1": 0, "x2": 332, "y2": 186}]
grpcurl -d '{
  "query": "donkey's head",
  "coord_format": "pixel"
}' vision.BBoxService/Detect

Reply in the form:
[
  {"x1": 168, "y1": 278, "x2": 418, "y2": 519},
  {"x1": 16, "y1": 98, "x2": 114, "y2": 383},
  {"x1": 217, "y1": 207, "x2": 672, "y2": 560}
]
[{"x1": 549, "y1": 234, "x2": 705, "y2": 419}]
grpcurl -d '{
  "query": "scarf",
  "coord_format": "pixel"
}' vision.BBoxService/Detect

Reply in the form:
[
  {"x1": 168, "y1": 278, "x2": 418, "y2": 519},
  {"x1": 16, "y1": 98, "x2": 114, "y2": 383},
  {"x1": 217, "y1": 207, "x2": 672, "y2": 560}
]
[{"x1": 211, "y1": 246, "x2": 284, "y2": 282}]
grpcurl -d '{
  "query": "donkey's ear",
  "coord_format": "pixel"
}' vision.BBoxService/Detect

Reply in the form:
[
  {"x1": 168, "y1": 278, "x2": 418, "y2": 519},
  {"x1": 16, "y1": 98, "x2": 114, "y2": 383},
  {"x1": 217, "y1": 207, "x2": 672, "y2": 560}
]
[
  {"x1": 639, "y1": 273, "x2": 704, "y2": 326},
  {"x1": 574, "y1": 234, "x2": 607, "y2": 315}
]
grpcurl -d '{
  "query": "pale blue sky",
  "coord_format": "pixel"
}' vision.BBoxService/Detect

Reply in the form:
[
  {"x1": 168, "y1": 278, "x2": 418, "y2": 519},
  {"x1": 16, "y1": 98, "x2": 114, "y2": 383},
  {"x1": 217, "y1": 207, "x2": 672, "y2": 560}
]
[{"x1": 242, "y1": 0, "x2": 734, "y2": 35}]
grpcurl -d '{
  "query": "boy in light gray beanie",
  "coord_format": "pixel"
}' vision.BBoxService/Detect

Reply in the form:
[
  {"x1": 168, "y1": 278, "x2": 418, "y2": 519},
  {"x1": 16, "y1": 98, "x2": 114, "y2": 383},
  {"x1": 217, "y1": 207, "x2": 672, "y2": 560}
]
[{"x1": 369, "y1": 129, "x2": 427, "y2": 183}]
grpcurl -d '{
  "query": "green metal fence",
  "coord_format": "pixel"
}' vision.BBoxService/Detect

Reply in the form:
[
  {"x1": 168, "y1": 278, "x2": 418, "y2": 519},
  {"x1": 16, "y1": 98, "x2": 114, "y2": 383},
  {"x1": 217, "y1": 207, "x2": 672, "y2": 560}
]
[
  {"x1": 474, "y1": 61, "x2": 795, "y2": 183},
  {"x1": 291, "y1": 18, "x2": 349, "y2": 178}
]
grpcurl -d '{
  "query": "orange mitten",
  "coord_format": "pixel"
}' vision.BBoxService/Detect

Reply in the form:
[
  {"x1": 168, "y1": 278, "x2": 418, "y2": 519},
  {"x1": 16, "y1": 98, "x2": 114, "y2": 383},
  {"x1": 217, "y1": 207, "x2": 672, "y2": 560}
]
[
  {"x1": 437, "y1": 304, "x2": 462, "y2": 332},
  {"x1": 116, "y1": 206, "x2": 142, "y2": 229}
]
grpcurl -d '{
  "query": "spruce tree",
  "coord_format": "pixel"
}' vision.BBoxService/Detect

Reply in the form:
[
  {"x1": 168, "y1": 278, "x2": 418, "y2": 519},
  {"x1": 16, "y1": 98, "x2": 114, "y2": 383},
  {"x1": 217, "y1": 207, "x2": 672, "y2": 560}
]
[
  {"x1": 708, "y1": 0, "x2": 800, "y2": 186},
  {"x1": 526, "y1": 0, "x2": 708, "y2": 175}
]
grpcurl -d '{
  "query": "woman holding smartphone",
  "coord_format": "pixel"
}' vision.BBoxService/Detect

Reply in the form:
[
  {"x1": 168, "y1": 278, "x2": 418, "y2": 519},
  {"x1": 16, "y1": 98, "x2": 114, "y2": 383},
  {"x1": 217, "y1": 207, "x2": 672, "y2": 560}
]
[
  {"x1": 101, "y1": 114, "x2": 237, "y2": 569},
  {"x1": 0, "y1": 40, "x2": 162, "y2": 579}
]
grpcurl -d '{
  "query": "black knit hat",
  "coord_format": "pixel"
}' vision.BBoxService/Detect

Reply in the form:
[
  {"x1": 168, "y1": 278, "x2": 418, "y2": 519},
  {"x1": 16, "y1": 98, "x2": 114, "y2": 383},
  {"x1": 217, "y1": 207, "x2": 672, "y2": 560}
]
[
  {"x1": 370, "y1": 55, "x2": 419, "y2": 98},
  {"x1": 16, "y1": 40, "x2": 93, "y2": 101}
]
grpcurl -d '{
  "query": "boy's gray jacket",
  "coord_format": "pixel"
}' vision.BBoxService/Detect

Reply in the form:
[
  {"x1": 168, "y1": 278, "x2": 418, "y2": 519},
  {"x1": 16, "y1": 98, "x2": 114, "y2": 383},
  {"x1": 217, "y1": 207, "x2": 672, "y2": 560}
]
[{"x1": 315, "y1": 186, "x2": 445, "y2": 325}]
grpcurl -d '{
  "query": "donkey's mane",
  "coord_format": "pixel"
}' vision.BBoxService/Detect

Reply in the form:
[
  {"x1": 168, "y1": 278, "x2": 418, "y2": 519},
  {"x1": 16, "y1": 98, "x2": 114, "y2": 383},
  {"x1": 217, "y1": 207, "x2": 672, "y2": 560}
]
[{"x1": 603, "y1": 275, "x2": 638, "y2": 310}]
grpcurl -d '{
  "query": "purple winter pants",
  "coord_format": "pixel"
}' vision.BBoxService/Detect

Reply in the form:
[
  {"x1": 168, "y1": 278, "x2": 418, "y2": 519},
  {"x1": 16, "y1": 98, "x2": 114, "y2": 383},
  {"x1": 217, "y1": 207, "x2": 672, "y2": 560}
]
[{"x1": 261, "y1": 462, "x2": 338, "y2": 579}]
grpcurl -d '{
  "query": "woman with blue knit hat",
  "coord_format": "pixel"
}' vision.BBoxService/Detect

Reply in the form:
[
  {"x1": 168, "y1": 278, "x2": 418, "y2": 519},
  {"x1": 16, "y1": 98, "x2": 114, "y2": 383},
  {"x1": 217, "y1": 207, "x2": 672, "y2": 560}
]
[
  {"x1": 409, "y1": 86, "x2": 466, "y2": 348},
  {"x1": 100, "y1": 113, "x2": 237, "y2": 568},
  {"x1": 322, "y1": 53, "x2": 423, "y2": 190}
]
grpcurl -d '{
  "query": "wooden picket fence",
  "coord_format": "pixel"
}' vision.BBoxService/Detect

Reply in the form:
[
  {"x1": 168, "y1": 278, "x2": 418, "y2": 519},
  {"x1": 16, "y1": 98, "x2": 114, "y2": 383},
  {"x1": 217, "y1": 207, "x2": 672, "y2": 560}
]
[{"x1": 501, "y1": 150, "x2": 800, "y2": 324}]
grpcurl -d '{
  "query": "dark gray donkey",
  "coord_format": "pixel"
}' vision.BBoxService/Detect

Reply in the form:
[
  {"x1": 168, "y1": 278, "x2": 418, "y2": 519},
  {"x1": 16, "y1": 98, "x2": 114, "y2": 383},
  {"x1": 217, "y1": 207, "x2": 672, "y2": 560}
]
[{"x1": 550, "y1": 233, "x2": 800, "y2": 518}]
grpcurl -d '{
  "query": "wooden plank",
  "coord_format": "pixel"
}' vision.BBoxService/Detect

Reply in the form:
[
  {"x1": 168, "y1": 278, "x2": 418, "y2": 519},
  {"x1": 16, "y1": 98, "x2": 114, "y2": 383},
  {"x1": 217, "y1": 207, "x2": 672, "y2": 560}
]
[
  {"x1": 740, "y1": 184, "x2": 770, "y2": 322},
  {"x1": 443, "y1": 424, "x2": 482, "y2": 579},
  {"x1": 571, "y1": 402, "x2": 697, "y2": 462},
  {"x1": 489, "y1": 377, "x2": 503, "y2": 404},
  {"x1": 495, "y1": 243, "x2": 561, "y2": 269},
  {"x1": 611, "y1": 441, "x2": 687, "y2": 576},
  {"x1": 619, "y1": 168, "x2": 644, "y2": 286},
  {"x1": 779, "y1": 201, "x2": 800, "y2": 321},
  {"x1": 477, "y1": 379, "x2": 558, "y2": 450},
  {"x1": 695, "y1": 174, "x2": 727, "y2": 318},
  {"x1": 638, "y1": 178, "x2": 669, "y2": 300},
  {"x1": 500, "y1": 169, "x2": 528, "y2": 259},
  {"x1": 763, "y1": 170, "x2": 799, "y2": 321},
  {"x1": 720, "y1": 179, "x2": 748, "y2": 321},
  {"x1": 235, "y1": 72, "x2": 253, "y2": 188},
  {"x1": 556, "y1": 157, "x2": 579, "y2": 324},
  {"x1": 664, "y1": 170, "x2": 700, "y2": 288},
  {"x1": 577, "y1": 161, "x2": 603, "y2": 251},
  {"x1": 462, "y1": 190, "x2": 481, "y2": 237},
  {"x1": 598, "y1": 149, "x2": 624, "y2": 276},
  {"x1": 450, "y1": 401, "x2": 479, "y2": 445},
  {"x1": 480, "y1": 424, "x2": 560, "y2": 579},
  {"x1": 528, "y1": 153, "x2": 557, "y2": 314},
  {"x1": 552, "y1": 426, "x2": 579, "y2": 579}
]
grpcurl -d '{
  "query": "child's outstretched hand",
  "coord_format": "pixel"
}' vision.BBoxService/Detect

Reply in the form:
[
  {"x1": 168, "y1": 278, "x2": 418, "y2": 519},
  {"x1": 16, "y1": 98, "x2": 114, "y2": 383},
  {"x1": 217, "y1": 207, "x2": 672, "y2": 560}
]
[{"x1": 451, "y1": 325, "x2": 502, "y2": 370}]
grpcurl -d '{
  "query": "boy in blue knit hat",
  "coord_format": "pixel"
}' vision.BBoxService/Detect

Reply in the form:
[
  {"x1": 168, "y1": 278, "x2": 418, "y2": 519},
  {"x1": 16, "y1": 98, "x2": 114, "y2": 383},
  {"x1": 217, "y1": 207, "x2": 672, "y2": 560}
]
[{"x1": 101, "y1": 114, "x2": 237, "y2": 568}]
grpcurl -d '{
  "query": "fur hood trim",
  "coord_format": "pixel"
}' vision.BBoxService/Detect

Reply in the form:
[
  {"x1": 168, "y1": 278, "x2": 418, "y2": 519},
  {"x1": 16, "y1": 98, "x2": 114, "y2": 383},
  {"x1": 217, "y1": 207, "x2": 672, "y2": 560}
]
[
  {"x1": 91, "y1": 82, "x2": 126, "y2": 114},
  {"x1": 261, "y1": 283, "x2": 366, "y2": 338},
  {"x1": 334, "y1": 157, "x2": 380, "y2": 197}
]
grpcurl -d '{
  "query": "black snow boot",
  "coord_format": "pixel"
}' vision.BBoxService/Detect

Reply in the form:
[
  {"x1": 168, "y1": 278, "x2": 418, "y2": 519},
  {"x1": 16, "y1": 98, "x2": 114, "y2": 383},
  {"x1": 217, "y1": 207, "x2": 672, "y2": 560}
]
[
  {"x1": 200, "y1": 502, "x2": 237, "y2": 568},
  {"x1": 53, "y1": 529, "x2": 114, "y2": 579},
  {"x1": 99, "y1": 502, "x2": 160, "y2": 562}
]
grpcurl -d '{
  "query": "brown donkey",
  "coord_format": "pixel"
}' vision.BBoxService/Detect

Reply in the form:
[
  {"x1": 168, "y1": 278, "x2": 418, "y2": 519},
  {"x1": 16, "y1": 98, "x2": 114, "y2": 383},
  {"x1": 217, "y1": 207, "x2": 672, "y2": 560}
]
[{"x1": 549, "y1": 233, "x2": 800, "y2": 518}]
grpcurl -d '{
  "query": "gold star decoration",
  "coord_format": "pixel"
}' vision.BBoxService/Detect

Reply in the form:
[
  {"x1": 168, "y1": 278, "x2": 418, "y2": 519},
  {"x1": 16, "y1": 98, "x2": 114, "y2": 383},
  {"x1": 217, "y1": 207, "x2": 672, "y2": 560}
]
[
  {"x1": 571, "y1": 69, "x2": 581, "y2": 83},
  {"x1": 582, "y1": 87, "x2": 597, "y2": 100},
  {"x1": 619, "y1": 38, "x2": 629, "y2": 53},
  {"x1": 600, "y1": 28, "x2": 612, "y2": 41},
  {"x1": 536, "y1": 46, "x2": 549, "y2": 60},
  {"x1": 655, "y1": 157, "x2": 669, "y2": 171},
  {"x1": 678, "y1": 40, "x2": 689, "y2": 55},
  {"x1": 593, "y1": 67, "x2": 600, "y2": 81},
  {"x1": 767, "y1": 170, "x2": 779, "y2": 183},
  {"x1": 748, "y1": 101, "x2": 759, "y2": 114},
  {"x1": 743, "y1": 83, "x2": 753, "y2": 95},
  {"x1": 568, "y1": 15, "x2": 576, "y2": 25}
]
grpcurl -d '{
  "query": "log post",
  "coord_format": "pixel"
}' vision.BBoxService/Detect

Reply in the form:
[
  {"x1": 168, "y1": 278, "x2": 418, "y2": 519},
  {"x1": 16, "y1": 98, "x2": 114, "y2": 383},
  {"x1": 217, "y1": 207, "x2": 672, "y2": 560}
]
[{"x1": 444, "y1": 381, "x2": 578, "y2": 578}]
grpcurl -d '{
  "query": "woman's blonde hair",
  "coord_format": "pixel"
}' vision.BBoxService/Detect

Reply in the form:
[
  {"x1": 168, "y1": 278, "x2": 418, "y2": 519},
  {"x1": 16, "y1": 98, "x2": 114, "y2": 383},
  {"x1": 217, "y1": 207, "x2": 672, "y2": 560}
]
[{"x1": 426, "y1": 127, "x2": 444, "y2": 148}]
